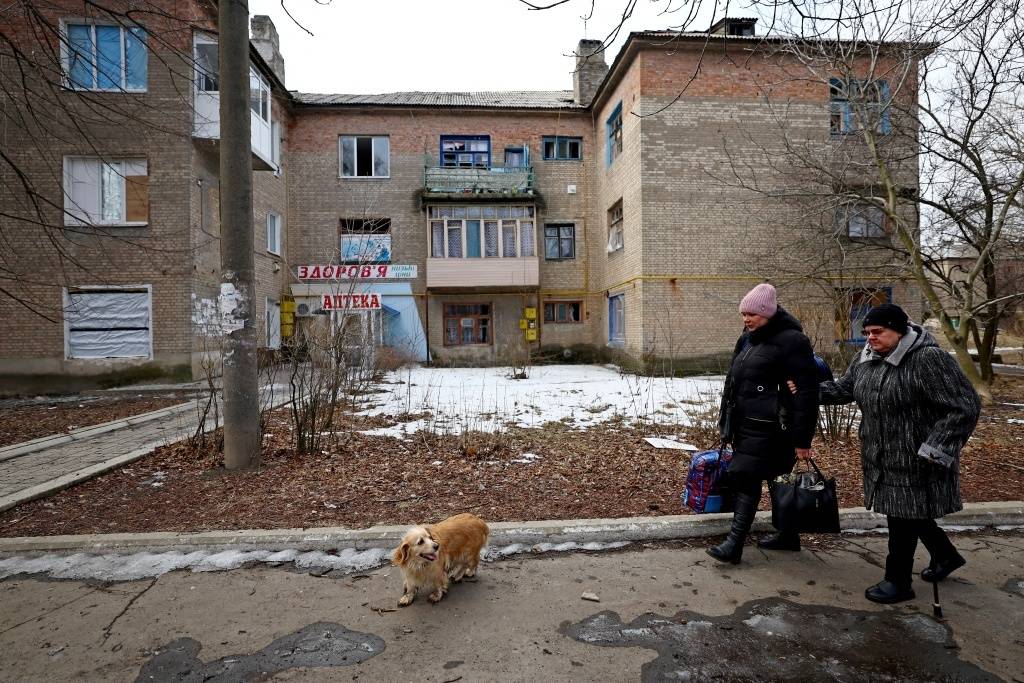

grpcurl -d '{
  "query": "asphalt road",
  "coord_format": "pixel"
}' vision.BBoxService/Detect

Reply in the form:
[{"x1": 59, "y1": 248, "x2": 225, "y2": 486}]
[{"x1": 2, "y1": 532, "x2": 1022, "y2": 682}]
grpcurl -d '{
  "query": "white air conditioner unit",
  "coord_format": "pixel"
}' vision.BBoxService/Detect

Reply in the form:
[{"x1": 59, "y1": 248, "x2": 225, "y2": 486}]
[{"x1": 295, "y1": 301, "x2": 314, "y2": 317}]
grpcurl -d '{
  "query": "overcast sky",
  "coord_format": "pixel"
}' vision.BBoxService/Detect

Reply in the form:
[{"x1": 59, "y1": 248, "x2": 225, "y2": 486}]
[{"x1": 247, "y1": 0, "x2": 723, "y2": 94}]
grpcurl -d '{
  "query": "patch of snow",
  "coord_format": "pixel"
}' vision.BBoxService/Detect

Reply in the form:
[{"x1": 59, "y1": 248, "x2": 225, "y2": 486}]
[
  {"x1": 842, "y1": 528, "x2": 889, "y2": 535},
  {"x1": 0, "y1": 547, "x2": 390, "y2": 582},
  {"x1": 357, "y1": 365, "x2": 724, "y2": 435},
  {"x1": 510, "y1": 452, "x2": 542, "y2": 464},
  {"x1": 644, "y1": 437, "x2": 698, "y2": 451},
  {"x1": 995, "y1": 525, "x2": 1024, "y2": 531},
  {"x1": 937, "y1": 524, "x2": 984, "y2": 532},
  {"x1": 483, "y1": 540, "x2": 630, "y2": 560},
  {"x1": 1008, "y1": 419, "x2": 1024, "y2": 425}
]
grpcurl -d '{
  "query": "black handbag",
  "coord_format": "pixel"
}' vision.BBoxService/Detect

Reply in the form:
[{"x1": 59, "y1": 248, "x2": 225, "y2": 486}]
[{"x1": 769, "y1": 459, "x2": 841, "y2": 533}]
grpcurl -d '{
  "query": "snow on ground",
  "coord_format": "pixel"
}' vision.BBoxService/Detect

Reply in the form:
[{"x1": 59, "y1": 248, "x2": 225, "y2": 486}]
[
  {"x1": 358, "y1": 364, "x2": 724, "y2": 437},
  {"x1": 0, "y1": 541, "x2": 634, "y2": 582}
]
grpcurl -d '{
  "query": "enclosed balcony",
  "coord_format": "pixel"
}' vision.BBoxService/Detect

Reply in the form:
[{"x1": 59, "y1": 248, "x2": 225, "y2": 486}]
[
  {"x1": 426, "y1": 205, "x2": 539, "y2": 289},
  {"x1": 192, "y1": 35, "x2": 276, "y2": 171}
]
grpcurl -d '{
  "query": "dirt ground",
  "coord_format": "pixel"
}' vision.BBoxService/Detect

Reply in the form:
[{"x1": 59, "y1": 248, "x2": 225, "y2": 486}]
[
  {"x1": 0, "y1": 392, "x2": 196, "y2": 448},
  {"x1": 0, "y1": 377, "x2": 1020, "y2": 537}
]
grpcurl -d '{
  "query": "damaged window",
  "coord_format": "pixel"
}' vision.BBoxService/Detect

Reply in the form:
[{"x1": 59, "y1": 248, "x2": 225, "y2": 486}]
[
  {"x1": 65, "y1": 289, "x2": 151, "y2": 358},
  {"x1": 441, "y1": 136, "x2": 490, "y2": 168},
  {"x1": 542, "y1": 136, "x2": 582, "y2": 160},
  {"x1": 544, "y1": 301, "x2": 582, "y2": 323},
  {"x1": 63, "y1": 157, "x2": 148, "y2": 225},
  {"x1": 340, "y1": 135, "x2": 389, "y2": 177}
]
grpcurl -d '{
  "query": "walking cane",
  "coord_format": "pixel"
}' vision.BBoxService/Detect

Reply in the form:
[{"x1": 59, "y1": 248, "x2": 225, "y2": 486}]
[{"x1": 932, "y1": 580, "x2": 943, "y2": 618}]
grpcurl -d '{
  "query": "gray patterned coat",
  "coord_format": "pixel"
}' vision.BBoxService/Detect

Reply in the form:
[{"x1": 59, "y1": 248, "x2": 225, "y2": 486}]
[{"x1": 820, "y1": 324, "x2": 981, "y2": 519}]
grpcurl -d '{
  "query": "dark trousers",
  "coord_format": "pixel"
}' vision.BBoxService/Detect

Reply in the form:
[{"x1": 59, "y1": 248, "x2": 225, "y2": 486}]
[{"x1": 885, "y1": 516, "x2": 959, "y2": 587}]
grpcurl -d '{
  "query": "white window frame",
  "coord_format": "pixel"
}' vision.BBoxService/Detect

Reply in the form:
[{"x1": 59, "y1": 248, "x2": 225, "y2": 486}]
[
  {"x1": 339, "y1": 135, "x2": 390, "y2": 178},
  {"x1": 63, "y1": 285, "x2": 153, "y2": 360},
  {"x1": 61, "y1": 19, "x2": 147, "y2": 92},
  {"x1": 63, "y1": 156, "x2": 148, "y2": 226},
  {"x1": 427, "y1": 206, "x2": 536, "y2": 259},
  {"x1": 608, "y1": 293, "x2": 625, "y2": 346},
  {"x1": 267, "y1": 211, "x2": 282, "y2": 255}
]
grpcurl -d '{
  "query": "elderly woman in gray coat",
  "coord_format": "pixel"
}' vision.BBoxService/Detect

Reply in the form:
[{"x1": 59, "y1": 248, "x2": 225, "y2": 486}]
[{"x1": 817, "y1": 304, "x2": 981, "y2": 604}]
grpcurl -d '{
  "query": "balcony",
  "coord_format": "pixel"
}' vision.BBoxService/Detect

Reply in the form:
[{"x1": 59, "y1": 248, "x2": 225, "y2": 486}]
[
  {"x1": 192, "y1": 37, "x2": 275, "y2": 171},
  {"x1": 422, "y1": 164, "x2": 535, "y2": 200},
  {"x1": 426, "y1": 257, "x2": 539, "y2": 289}
]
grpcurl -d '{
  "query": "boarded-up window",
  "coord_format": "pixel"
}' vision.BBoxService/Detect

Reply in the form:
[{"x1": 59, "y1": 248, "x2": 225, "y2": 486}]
[{"x1": 66, "y1": 289, "x2": 151, "y2": 358}]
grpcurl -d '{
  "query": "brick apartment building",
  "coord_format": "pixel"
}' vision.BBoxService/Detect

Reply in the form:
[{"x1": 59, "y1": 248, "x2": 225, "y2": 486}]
[{"x1": 0, "y1": 6, "x2": 921, "y2": 388}]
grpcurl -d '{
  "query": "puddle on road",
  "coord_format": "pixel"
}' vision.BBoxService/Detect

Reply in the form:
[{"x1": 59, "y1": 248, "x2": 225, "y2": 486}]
[
  {"x1": 134, "y1": 622, "x2": 384, "y2": 682},
  {"x1": 562, "y1": 598, "x2": 1002, "y2": 682}
]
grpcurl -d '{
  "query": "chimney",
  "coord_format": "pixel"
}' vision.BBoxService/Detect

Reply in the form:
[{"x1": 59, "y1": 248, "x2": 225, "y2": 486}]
[
  {"x1": 250, "y1": 15, "x2": 286, "y2": 85},
  {"x1": 573, "y1": 39, "x2": 608, "y2": 106}
]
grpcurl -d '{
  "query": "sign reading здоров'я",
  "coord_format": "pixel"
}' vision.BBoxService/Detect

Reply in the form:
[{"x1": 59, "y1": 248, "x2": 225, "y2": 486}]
[
  {"x1": 297, "y1": 264, "x2": 417, "y2": 280},
  {"x1": 321, "y1": 293, "x2": 382, "y2": 310}
]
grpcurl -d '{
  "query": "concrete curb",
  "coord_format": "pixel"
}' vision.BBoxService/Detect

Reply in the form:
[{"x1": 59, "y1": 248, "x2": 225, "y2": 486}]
[
  {"x1": 1, "y1": 501, "x2": 1020, "y2": 555},
  {"x1": 0, "y1": 400, "x2": 198, "y2": 463}
]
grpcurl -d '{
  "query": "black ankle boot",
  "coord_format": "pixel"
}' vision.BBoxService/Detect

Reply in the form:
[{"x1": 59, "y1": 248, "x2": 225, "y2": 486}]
[
  {"x1": 757, "y1": 530, "x2": 801, "y2": 551},
  {"x1": 707, "y1": 492, "x2": 758, "y2": 564}
]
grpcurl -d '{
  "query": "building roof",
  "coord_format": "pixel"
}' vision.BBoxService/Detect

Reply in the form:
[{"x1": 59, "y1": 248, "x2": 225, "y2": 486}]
[{"x1": 292, "y1": 90, "x2": 582, "y2": 110}]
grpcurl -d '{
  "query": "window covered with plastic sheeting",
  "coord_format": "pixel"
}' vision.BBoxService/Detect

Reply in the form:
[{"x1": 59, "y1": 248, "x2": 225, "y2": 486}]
[{"x1": 65, "y1": 289, "x2": 151, "y2": 358}]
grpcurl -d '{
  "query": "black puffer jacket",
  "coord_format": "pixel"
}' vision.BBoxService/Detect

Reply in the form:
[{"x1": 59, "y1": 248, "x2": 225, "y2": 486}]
[{"x1": 719, "y1": 307, "x2": 820, "y2": 478}]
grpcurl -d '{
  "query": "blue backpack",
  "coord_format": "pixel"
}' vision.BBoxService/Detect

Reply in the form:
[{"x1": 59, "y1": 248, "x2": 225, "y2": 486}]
[{"x1": 682, "y1": 447, "x2": 733, "y2": 514}]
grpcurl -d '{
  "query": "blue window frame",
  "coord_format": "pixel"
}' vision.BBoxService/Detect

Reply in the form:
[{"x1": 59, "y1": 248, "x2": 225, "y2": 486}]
[
  {"x1": 504, "y1": 147, "x2": 527, "y2": 168},
  {"x1": 829, "y1": 78, "x2": 891, "y2": 136},
  {"x1": 441, "y1": 135, "x2": 490, "y2": 168},
  {"x1": 608, "y1": 293, "x2": 625, "y2": 345},
  {"x1": 606, "y1": 102, "x2": 623, "y2": 166},
  {"x1": 843, "y1": 287, "x2": 893, "y2": 342},
  {"x1": 66, "y1": 23, "x2": 147, "y2": 91},
  {"x1": 542, "y1": 136, "x2": 582, "y2": 160}
]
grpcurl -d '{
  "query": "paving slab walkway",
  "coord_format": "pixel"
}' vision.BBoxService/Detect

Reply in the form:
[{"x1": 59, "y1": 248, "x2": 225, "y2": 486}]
[{"x1": 0, "y1": 382, "x2": 293, "y2": 513}]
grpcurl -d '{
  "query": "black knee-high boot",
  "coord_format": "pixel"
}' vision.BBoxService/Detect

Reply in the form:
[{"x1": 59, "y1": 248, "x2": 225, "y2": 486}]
[{"x1": 706, "y1": 491, "x2": 758, "y2": 564}]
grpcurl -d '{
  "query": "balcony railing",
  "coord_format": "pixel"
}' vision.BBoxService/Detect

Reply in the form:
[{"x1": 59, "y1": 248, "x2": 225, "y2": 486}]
[{"x1": 423, "y1": 163, "x2": 535, "y2": 195}]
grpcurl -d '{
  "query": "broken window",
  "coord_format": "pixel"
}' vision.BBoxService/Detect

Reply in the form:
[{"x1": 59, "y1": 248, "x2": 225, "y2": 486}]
[
  {"x1": 340, "y1": 135, "x2": 390, "y2": 177},
  {"x1": 64, "y1": 157, "x2": 148, "y2": 225},
  {"x1": 830, "y1": 78, "x2": 891, "y2": 135},
  {"x1": 544, "y1": 224, "x2": 575, "y2": 259},
  {"x1": 441, "y1": 136, "x2": 490, "y2": 168},
  {"x1": 194, "y1": 41, "x2": 218, "y2": 92},
  {"x1": 544, "y1": 301, "x2": 582, "y2": 323},
  {"x1": 542, "y1": 136, "x2": 582, "y2": 161},
  {"x1": 607, "y1": 200, "x2": 624, "y2": 252}
]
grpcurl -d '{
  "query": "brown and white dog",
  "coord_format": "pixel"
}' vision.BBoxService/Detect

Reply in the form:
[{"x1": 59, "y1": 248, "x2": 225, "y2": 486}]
[{"x1": 392, "y1": 513, "x2": 489, "y2": 606}]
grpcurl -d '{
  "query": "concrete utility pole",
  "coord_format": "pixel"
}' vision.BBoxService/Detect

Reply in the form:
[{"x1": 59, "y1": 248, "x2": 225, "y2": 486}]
[{"x1": 219, "y1": 0, "x2": 260, "y2": 469}]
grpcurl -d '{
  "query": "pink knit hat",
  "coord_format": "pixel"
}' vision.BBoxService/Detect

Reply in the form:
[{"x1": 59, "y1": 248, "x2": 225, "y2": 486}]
[{"x1": 739, "y1": 283, "x2": 778, "y2": 317}]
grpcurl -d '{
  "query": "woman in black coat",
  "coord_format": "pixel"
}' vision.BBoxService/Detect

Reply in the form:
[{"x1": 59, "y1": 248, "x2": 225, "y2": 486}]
[
  {"x1": 817, "y1": 303, "x2": 980, "y2": 603},
  {"x1": 709, "y1": 284, "x2": 820, "y2": 564}
]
